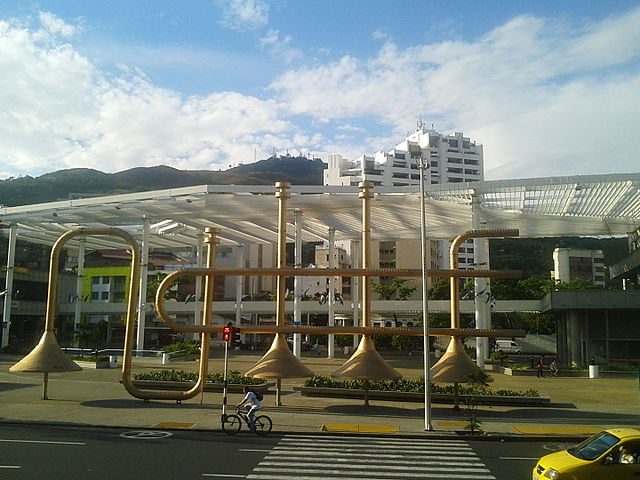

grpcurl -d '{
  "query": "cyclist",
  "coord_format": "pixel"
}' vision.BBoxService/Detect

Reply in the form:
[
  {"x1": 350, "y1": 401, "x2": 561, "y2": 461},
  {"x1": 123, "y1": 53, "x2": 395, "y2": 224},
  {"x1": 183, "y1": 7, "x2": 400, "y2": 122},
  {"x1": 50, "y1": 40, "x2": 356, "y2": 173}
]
[{"x1": 236, "y1": 386, "x2": 262, "y2": 432}]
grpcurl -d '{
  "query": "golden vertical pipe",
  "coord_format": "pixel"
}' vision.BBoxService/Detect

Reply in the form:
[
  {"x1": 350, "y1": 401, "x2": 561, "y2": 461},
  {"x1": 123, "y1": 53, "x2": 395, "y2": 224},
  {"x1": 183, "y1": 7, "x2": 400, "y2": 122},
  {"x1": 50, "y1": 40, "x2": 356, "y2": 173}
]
[
  {"x1": 275, "y1": 182, "x2": 291, "y2": 328},
  {"x1": 275, "y1": 182, "x2": 291, "y2": 405},
  {"x1": 359, "y1": 181, "x2": 374, "y2": 328},
  {"x1": 198, "y1": 227, "x2": 219, "y2": 395},
  {"x1": 449, "y1": 229, "x2": 519, "y2": 329}
]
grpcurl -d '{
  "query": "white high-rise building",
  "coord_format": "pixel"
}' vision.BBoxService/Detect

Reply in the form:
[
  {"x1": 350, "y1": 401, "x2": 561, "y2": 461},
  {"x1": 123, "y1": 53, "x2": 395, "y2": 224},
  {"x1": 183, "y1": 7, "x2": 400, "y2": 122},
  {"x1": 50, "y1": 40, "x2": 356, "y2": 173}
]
[
  {"x1": 325, "y1": 127, "x2": 483, "y2": 187},
  {"x1": 324, "y1": 126, "x2": 485, "y2": 282}
]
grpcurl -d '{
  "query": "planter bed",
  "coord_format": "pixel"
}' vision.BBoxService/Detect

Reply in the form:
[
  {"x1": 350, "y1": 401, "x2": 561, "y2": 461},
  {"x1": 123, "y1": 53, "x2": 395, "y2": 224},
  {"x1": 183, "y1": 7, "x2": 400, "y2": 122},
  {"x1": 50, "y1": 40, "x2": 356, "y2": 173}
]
[
  {"x1": 485, "y1": 364, "x2": 637, "y2": 378},
  {"x1": 130, "y1": 380, "x2": 274, "y2": 394},
  {"x1": 293, "y1": 386, "x2": 550, "y2": 406},
  {"x1": 75, "y1": 360, "x2": 111, "y2": 369}
]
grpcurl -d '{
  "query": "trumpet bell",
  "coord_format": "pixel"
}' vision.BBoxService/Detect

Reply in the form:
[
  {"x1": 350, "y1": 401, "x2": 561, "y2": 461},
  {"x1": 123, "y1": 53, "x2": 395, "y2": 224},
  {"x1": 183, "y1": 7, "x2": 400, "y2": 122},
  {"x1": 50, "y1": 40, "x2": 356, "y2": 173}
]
[
  {"x1": 244, "y1": 334, "x2": 314, "y2": 379},
  {"x1": 429, "y1": 336, "x2": 492, "y2": 384},
  {"x1": 10, "y1": 331, "x2": 82, "y2": 373},
  {"x1": 331, "y1": 335, "x2": 401, "y2": 380}
]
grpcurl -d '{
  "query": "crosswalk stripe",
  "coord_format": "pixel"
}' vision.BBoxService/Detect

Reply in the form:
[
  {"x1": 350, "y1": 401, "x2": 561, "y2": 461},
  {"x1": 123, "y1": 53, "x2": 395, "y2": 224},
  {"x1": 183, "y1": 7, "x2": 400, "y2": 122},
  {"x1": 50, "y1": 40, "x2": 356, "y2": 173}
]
[
  {"x1": 248, "y1": 477, "x2": 492, "y2": 480},
  {"x1": 277, "y1": 442, "x2": 473, "y2": 451},
  {"x1": 246, "y1": 434, "x2": 496, "y2": 480},
  {"x1": 263, "y1": 456, "x2": 486, "y2": 466},
  {"x1": 250, "y1": 471, "x2": 495, "y2": 480},
  {"x1": 258, "y1": 462, "x2": 491, "y2": 473},
  {"x1": 282, "y1": 436, "x2": 469, "y2": 446},
  {"x1": 273, "y1": 447, "x2": 476, "y2": 455}
]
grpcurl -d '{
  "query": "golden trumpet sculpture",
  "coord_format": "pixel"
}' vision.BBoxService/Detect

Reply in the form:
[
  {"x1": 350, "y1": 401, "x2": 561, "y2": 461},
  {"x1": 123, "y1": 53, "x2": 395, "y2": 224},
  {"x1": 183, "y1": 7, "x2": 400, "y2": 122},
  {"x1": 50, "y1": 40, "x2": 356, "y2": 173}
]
[{"x1": 11, "y1": 182, "x2": 524, "y2": 404}]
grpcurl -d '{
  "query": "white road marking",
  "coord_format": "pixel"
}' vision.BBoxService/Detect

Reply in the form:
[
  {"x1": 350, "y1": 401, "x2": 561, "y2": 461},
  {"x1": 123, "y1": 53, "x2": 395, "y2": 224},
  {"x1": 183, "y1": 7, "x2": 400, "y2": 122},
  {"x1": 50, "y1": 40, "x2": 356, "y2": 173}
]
[
  {"x1": 202, "y1": 474, "x2": 246, "y2": 478},
  {"x1": 0, "y1": 438, "x2": 85, "y2": 446},
  {"x1": 498, "y1": 457, "x2": 539, "y2": 460},
  {"x1": 0, "y1": 466, "x2": 22, "y2": 469},
  {"x1": 239, "y1": 449, "x2": 271, "y2": 453}
]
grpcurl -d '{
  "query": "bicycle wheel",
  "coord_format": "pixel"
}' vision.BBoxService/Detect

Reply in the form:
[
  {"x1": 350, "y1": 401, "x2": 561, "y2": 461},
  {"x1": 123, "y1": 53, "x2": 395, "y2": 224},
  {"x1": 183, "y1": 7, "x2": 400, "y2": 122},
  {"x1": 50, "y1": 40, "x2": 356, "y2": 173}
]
[
  {"x1": 254, "y1": 415, "x2": 272, "y2": 435},
  {"x1": 222, "y1": 414, "x2": 242, "y2": 435}
]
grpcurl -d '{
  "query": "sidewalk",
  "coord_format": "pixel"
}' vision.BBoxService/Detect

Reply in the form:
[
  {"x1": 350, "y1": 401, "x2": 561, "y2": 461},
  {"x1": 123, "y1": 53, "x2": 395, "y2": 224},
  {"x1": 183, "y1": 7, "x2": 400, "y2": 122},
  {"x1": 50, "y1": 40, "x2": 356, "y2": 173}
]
[{"x1": 1, "y1": 352, "x2": 638, "y2": 438}]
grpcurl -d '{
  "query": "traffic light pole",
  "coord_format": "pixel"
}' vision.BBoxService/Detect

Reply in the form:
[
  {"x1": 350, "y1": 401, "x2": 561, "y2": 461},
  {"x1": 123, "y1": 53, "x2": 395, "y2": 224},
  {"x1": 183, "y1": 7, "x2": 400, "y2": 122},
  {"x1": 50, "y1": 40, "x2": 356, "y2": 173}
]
[{"x1": 221, "y1": 337, "x2": 230, "y2": 420}]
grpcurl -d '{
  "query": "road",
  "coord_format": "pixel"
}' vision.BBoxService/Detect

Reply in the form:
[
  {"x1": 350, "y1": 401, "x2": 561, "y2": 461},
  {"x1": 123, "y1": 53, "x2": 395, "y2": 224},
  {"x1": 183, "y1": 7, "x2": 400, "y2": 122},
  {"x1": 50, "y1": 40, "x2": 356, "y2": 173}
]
[{"x1": 0, "y1": 423, "x2": 579, "y2": 480}]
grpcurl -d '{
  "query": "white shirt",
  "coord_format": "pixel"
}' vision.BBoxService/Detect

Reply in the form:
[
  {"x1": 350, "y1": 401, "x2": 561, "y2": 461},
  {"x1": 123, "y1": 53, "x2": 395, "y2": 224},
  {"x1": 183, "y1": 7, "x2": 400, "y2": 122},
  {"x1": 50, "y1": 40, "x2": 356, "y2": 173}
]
[{"x1": 241, "y1": 390, "x2": 261, "y2": 408}]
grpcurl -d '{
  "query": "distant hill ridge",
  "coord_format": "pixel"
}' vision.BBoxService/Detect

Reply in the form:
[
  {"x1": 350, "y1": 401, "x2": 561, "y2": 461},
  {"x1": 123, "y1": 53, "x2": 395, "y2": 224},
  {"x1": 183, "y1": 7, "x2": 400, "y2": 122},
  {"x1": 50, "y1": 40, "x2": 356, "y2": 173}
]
[{"x1": 0, "y1": 156, "x2": 326, "y2": 207}]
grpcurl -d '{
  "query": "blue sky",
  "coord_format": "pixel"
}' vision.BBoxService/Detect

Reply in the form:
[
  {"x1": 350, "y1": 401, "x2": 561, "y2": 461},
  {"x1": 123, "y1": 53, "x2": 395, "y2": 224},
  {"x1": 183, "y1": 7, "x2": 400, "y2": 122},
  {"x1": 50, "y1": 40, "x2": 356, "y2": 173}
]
[{"x1": 1, "y1": 1, "x2": 639, "y2": 180}]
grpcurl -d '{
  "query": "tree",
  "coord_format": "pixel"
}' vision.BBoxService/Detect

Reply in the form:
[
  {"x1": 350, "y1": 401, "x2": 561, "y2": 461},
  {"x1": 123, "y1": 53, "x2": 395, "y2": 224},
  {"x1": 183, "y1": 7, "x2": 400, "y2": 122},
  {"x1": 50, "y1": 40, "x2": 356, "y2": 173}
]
[
  {"x1": 372, "y1": 278, "x2": 417, "y2": 300},
  {"x1": 428, "y1": 278, "x2": 449, "y2": 300}
]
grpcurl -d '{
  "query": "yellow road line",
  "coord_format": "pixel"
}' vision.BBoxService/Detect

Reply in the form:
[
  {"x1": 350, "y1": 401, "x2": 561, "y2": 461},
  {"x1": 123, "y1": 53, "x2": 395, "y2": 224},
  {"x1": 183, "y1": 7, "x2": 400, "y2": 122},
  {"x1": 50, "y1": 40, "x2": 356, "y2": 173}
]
[
  {"x1": 513, "y1": 425, "x2": 602, "y2": 435},
  {"x1": 437, "y1": 421, "x2": 469, "y2": 427},
  {"x1": 320, "y1": 424, "x2": 399, "y2": 434},
  {"x1": 153, "y1": 422, "x2": 196, "y2": 429}
]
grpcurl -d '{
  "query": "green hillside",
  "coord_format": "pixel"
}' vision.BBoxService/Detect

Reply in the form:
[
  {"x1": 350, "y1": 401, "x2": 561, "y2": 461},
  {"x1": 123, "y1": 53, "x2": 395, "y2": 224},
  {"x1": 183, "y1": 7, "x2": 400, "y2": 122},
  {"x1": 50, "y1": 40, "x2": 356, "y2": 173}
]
[{"x1": 0, "y1": 156, "x2": 326, "y2": 207}]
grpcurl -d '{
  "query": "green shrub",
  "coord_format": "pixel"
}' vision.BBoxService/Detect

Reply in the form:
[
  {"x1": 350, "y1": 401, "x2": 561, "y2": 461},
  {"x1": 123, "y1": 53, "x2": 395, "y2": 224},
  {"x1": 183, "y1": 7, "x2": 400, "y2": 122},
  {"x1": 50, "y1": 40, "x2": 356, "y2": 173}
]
[
  {"x1": 133, "y1": 369, "x2": 264, "y2": 385},
  {"x1": 163, "y1": 341, "x2": 200, "y2": 355},
  {"x1": 69, "y1": 355, "x2": 110, "y2": 362},
  {"x1": 302, "y1": 375, "x2": 539, "y2": 397}
]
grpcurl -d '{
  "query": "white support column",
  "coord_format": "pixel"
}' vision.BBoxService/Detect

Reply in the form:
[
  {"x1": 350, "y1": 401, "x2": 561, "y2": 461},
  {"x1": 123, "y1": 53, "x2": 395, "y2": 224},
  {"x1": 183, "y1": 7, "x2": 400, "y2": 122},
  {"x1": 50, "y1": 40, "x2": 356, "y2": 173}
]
[
  {"x1": 193, "y1": 232, "x2": 204, "y2": 342},
  {"x1": 350, "y1": 239, "x2": 360, "y2": 349},
  {"x1": 293, "y1": 210, "x2": 302, "y2": 357},
  {"x1": 327, "y1": 227, "x2": 335, "y2": 358},
  {"x1": 1, "y1": 225, "x2": 17, "y2": 349},
  {"x1": 136, "y1": 217, "x2": 150, "y2": 354},
  {"x1": 73, "y1": 237, "x2": 86, "y2": 334},
  {"x1": 235, "y1": 243, "x2": 244, "y2": 338},
  {"x1": 472, "y1": 194, "x2": 490, "y2": 367}
]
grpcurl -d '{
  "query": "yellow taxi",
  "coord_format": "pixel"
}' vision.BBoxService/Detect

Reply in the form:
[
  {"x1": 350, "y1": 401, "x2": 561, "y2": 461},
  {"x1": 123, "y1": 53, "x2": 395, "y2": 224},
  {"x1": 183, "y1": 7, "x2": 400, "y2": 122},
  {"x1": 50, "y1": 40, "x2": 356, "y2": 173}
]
[{"x1": 532, "y1": 428, "x2": 640, "y2": 480}]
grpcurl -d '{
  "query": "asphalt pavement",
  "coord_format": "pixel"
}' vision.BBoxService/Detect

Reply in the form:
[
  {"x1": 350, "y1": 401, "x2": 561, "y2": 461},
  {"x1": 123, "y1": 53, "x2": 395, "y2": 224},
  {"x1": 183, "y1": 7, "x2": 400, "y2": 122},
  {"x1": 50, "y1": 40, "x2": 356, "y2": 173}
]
[{"x1": 1, "y1": 350, "x2": 638, "y2": 439}]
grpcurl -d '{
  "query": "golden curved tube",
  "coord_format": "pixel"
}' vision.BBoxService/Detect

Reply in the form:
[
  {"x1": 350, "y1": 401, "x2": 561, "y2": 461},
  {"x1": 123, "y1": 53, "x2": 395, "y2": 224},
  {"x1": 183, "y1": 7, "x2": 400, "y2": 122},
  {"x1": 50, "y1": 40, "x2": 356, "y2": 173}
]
[
  {"x1": 43, "y1": 228, "x2": 173, "y2": 400},
  {"x1": 154, "y1": 266, "x2": 521, "y2": 334},
  {"x1": 449, "y1": 229, "x2": 519, "y2": 329}
]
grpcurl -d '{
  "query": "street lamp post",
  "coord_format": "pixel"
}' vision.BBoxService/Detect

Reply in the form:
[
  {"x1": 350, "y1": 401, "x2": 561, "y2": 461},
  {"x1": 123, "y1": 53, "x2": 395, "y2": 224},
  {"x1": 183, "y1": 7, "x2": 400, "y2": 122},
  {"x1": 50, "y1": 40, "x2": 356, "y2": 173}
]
[{"x1": 418, "y1": 156, "x2": 433, "y2": 431}]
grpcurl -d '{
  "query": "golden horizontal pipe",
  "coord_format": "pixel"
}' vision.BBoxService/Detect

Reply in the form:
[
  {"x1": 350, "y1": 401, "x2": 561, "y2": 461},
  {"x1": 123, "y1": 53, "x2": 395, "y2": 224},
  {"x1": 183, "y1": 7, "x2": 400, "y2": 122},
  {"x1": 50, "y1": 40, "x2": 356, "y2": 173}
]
[
  {"x1": 197, "y1": 325, "x2": 525, "y2": 338},
  {"x1": 238, "y1": 326, "x2": 525, "y2": 338},
  {"x1": 160, "y1": 267, "x2": 521, "y2": 279}
]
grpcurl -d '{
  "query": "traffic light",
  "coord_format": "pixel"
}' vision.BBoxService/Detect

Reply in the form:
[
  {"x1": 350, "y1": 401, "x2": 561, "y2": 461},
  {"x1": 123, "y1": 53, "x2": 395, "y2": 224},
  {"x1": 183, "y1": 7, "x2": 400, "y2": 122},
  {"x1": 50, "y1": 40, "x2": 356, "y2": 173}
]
[
  {"x1": 222, "y1": 325, "x2": 232, "y2": 342},
  {"x1": 233, "y1": 327, "x2": 241, "y2": 346}
]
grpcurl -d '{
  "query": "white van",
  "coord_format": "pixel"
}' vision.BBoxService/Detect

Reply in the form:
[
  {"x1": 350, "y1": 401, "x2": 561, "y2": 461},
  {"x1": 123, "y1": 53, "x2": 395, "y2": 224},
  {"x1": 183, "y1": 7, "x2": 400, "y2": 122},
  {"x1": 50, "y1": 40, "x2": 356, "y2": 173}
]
[{"x1": 494, "y1": 340, "x2": 523, "y2": 354}]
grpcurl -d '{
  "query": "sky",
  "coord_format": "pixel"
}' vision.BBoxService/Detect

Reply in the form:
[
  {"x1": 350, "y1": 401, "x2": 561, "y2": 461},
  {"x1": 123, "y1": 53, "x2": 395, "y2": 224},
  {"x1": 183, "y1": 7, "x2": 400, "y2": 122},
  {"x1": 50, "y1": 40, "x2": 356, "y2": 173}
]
[{"x1": 0, "y1": 0, "x2": 639, "y2": 181}]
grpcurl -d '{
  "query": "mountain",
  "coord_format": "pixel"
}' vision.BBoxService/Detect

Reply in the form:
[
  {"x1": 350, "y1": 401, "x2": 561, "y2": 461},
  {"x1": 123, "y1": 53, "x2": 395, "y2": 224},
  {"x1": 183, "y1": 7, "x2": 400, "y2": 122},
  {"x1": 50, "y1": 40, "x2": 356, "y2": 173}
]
[{"x1": 0, "y1": 156, "x2": 326, "y2": 207}]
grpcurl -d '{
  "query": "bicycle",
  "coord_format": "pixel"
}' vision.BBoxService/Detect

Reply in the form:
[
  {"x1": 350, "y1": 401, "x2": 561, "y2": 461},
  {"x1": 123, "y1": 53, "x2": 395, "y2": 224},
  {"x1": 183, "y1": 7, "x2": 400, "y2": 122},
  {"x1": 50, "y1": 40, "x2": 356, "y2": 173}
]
[{"x1": 222, "y1": 408, "x2": 272, "y2": 435}]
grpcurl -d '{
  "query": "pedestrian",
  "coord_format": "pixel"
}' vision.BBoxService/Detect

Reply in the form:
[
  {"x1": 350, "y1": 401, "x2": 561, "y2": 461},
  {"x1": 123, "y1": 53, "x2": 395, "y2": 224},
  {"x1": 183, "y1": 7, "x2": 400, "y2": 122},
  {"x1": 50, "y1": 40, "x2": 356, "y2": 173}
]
[
  {"x1": 536, "y1": 355, "x2": 544, "y2": 378},
  {"x1": 549, "y1": 360, "x2": 558, "y2": 376}
]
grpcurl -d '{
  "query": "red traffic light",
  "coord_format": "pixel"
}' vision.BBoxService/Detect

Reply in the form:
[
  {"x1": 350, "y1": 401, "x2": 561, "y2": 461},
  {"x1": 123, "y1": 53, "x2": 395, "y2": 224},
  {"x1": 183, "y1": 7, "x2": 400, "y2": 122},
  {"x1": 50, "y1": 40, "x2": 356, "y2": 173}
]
[{"x1": 222, "y1": 325, "x2": 232, "y2": 342}]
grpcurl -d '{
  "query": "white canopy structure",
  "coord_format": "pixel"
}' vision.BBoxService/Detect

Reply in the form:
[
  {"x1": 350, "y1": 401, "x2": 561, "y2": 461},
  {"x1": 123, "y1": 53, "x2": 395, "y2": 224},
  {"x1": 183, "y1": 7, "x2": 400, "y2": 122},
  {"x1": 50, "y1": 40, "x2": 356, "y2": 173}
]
[{"x1": 1, "y1": 173, "x2": 639, "y2": 252}]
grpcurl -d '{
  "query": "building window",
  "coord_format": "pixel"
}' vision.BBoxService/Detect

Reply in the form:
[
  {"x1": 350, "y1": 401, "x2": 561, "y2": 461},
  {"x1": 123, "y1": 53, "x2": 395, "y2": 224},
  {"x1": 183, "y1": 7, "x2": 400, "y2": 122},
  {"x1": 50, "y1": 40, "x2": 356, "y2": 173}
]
[
  {"x1": 101, "y1": 291, "x2": 109, "y2": 300},
  {"x1": 449, "y1": 139, "x2": 459, "y2": 148},
  {"x1": 448, "y1": 157, "x2": 463, "y2": 164},
  {"x1": 430, "y1": 160, "x2": 438, "y2": 166},
  {"x1": 92, "y1": 277, "x2": 100, "y2": 285},
  {"x1": 465, "y1": 169, "x2": 478, "y2": 175},
  {"x1": 448, "y1": 177, "x2": 463, "y2": 182},
  {"x1": 91, "y1": 292, "x2": 99, "y2": 300},
  {"x1": 394, "y1": 153, "x2": 405, "y2": 159},
  {"x1": 447, "y1": 167, "x2": 463, "y2": 174}
]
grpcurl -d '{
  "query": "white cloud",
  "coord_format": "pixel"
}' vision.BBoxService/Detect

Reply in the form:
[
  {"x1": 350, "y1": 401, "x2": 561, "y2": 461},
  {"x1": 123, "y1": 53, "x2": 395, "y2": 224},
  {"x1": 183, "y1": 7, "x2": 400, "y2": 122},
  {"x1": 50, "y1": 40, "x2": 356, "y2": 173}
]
[
  {"x1": 0, "y1": 15, "x2": 296, "y2": 177},
  {"x1": 216, "y1": 0, "x2": 269, "y2": 32},
  {"x1": 259, "y1": 28, "x2": 302, "y2": 64},
  {"x1": 269, "y1": 6, "x2": 640, "y2": 179},
  {"x1": 2, "y1": 7, "x2": 640, "y2": 181},
  {"x1": 38, "y1": 11, "x2": 81, "y2": 37}
]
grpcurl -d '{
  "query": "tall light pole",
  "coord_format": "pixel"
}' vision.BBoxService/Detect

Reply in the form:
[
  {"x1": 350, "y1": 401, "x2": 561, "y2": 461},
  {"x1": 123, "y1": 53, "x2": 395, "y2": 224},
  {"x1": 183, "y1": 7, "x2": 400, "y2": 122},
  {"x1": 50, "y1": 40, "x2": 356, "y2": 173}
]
[{"x1": 418, "y1": 156, "x2": 433, "y2": 431}]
